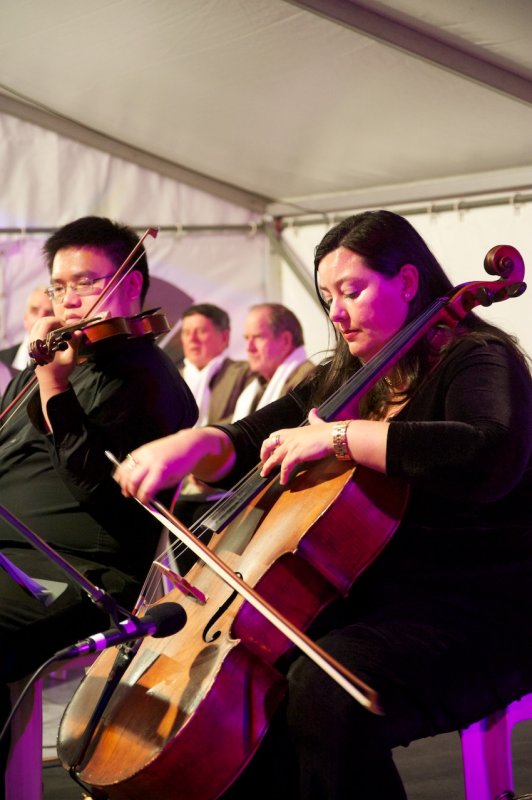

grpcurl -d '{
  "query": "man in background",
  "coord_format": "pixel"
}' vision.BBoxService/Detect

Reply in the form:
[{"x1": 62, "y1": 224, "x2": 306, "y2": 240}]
[
  {"x1": 172, "y1": 302, "x2": 314, "y2": 563},
  {"x1": 0, "y1": 286, "x2": 53, "y2": 371},
  {"x1": 179, "y1": 303, "x2": 252, "y2": 425},
  {"x1": 231, "y1": 303, "x2": 314, "y2": 420}
]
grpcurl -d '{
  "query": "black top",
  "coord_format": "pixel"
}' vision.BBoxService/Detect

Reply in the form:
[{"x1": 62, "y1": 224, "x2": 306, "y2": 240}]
[
  {"x1": 216, "y1": 336, "x2": 532, "y2": 658},
  {"x1": 0, "y1": 334, "x2": 198, "y2": 584},
  {"x1": 0, "y1": 343, "x2": 19, "y2": 368}
]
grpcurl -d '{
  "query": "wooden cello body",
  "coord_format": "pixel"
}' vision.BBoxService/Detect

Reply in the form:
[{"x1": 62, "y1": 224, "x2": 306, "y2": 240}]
[
  {"x1": 58, "y1": 460, "x2": 406, "y2": 798},
  {"x1": 57, "y1": 245, "x2": 526, "y2": 799}
]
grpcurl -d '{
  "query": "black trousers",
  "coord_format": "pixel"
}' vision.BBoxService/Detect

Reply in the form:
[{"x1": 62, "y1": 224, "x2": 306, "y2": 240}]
[
  {"x1": 0, "y1": 547, "x2": 137, "y2": 799},
  {"x1": 222, "y1": 595, "x2": 532, "y2": 800}
]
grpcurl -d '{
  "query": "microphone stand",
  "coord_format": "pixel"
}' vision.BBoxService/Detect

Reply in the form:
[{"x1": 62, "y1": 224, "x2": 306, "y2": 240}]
[
  {"x1": 0, "y1": 504, "x2": 132, "y2": 626},
  {"x1": 0, "y1": 552, "x2": 66, "y2": 607},
  {"x1": 0, "y1": 504, "x2": 148, "y2": 784}
]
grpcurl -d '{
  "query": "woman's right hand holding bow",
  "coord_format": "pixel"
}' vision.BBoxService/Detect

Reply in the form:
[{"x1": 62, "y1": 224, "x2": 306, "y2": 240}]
[{"x1": 114, "y1": 427, "x2": 236, "y2": 504}]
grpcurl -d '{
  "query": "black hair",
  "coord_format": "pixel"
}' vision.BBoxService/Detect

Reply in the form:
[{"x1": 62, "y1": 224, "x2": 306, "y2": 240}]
[
  {"x1": 43, "y1": 216, "x2": 149, "y2": 304},
  {"x1": 311, "y1": 210, "x2": 527, "y2": 411}
]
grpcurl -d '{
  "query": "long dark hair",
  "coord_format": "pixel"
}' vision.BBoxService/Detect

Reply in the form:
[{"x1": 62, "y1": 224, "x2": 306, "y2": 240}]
[{"x1": 309, "y1": 210, "x2": 526, "y2": 411}]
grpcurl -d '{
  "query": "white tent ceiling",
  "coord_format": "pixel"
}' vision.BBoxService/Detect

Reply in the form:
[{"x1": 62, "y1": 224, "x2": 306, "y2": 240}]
[{"x1": 1, "y1": 0, "x2": 531, "y2": 219}]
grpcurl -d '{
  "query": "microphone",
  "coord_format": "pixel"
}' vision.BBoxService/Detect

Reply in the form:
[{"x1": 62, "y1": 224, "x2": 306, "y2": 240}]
[{"x1": 54, "y1": 601, "x2": 187, "y2": 660}]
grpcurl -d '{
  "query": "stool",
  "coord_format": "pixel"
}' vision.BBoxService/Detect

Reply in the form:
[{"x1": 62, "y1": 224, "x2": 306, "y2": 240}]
[
  {"x1": 5, "y1": 655, "x2": 95, "y2": 800},
  {"x1": 460, "y1": 693, "x2": 532, "y2": 800}
]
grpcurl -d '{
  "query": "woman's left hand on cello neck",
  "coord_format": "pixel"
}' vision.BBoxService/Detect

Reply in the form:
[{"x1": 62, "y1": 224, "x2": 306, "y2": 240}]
[{"x1": 259, "y1": 408, "x2": 390, "y2": 485}]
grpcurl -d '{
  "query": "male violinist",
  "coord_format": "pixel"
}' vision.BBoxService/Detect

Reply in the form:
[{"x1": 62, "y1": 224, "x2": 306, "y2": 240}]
[{"x1": 0, "y1": 216, "x2": 197, "y2": 795}]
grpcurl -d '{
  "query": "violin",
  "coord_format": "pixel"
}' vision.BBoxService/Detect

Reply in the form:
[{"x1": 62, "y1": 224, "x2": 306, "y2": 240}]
[
  {"x1": 28, "y1": 308, "x2": 171, "y2": 367},
  {"x1": 57, "y1": 245, "x2": 526, "y2": 800}
]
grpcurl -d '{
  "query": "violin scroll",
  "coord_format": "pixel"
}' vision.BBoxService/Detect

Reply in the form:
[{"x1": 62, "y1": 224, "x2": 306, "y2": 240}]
[
  {"x1": 28, "y1": 336, "x2": 69, "y2": 367},
  {"x1": 27, "y1": 315, "x2": 104, "y2": 368}
]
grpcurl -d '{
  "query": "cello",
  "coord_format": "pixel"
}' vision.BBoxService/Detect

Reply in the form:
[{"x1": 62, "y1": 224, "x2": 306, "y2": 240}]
[{"x1": 57, "y1": 245, "x2": 526, "y2": 799}]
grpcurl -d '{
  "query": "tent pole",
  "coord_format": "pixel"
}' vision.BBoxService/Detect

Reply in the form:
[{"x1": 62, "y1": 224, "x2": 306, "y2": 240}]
[{"x1": 263, "y1": 220, "x2": 321, "y2": 309}]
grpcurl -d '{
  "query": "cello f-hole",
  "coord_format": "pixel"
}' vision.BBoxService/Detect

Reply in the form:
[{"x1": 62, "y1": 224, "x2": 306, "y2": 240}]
[{"x1": 202, "y1": 574, "x2": 243, "y2": 643}]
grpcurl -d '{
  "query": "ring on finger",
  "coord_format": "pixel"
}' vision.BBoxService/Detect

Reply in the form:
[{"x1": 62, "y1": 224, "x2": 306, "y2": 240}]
[
  {"x1": 126, "y1": 453, "x2": 138, "y2": 470},
  {"x1": 271, "y1": 433, "x2": 281, "y2": 448}
]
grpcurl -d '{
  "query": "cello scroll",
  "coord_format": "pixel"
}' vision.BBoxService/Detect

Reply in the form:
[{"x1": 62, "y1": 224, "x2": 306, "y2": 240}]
[{"x1": 453, "y1": 244, "x2": 526, "y2": 314}]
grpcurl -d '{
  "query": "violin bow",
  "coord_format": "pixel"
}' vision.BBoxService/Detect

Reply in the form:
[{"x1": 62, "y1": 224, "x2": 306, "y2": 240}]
[{"x1": 82, "y1": 227, "x2": 158, "y2": 319}]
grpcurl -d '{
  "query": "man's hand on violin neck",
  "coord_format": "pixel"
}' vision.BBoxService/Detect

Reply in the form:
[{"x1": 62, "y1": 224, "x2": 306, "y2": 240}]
[
  {"x1": 28, "y1": 315, "x2": 64, "y2": 340},
  {"x1": 30, "y1": 316, "x2": 81, "y2": 401},
  {"x1": 29, "y1": 317, "x2": 78, "y2": 374}
]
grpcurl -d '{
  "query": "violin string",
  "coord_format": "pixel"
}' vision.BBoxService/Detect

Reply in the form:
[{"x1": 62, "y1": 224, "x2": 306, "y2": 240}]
[
  {"x1": 38, "y1": 232, "x2": 155, "y2": 358},
  {"x1": 43, "y1": 246, "x2": 148, "y2": 357},
  {"x1": 43, "y1": 315, "x2": 105, "y2": 354}
]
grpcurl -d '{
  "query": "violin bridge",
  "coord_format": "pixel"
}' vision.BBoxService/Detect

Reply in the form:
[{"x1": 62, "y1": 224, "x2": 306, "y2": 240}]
[{"x1": 153, "y1": 560, "x2": 207, "y2": 604}]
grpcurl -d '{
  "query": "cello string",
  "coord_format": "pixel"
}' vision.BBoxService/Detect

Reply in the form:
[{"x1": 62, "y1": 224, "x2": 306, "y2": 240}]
[
  {"x1": 135, "y1": 462, "x2": 273, "y2": 606},
  {"x1": 119, "y1": 283, "x2": 449, "y2": 604},
  {"x1": 136, "y1": 254, "x2": 528, "y2": 609},
  {"x1": 147, "y1": 315, "x2": 446, "y2": 596},
  {"x1": 140, "y1": 295, "x2": 467, "y2": 599}
]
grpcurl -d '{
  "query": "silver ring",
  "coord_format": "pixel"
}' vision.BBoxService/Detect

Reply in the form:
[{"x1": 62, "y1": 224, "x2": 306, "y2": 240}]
[
  {"x1": 126, "y1": 453, "x2": 138, "y2": 470},
  {"x1": 272, "y1": 434, "x2": 281, "y2": 448}
]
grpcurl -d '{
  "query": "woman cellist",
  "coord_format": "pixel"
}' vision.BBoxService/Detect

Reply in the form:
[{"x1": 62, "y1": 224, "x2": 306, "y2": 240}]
[{"x1": 116, "y1": 210, "x2": 532, "y2": 799}]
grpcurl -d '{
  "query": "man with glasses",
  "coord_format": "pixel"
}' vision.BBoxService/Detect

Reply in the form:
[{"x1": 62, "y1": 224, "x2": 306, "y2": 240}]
[{"x1": 0, "y1": 216, "x2": 197, "y2": 795}]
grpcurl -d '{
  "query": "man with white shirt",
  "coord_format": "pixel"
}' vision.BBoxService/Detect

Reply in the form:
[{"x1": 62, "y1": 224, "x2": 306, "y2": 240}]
[
  {"x1": 231, "y1": 303, "x2": 315, "y2": 421},
  {"x1": 173, "y1": 303, "x2": 315, "y2": 565},
  {"x1": 179, "y1": 303, "x2": 252, "y2": 426}
]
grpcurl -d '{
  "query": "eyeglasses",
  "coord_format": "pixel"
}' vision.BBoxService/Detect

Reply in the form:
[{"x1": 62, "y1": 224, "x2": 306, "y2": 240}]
[{"x1": 45, "y1": 272, "x2": 116, "y2": 302}]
